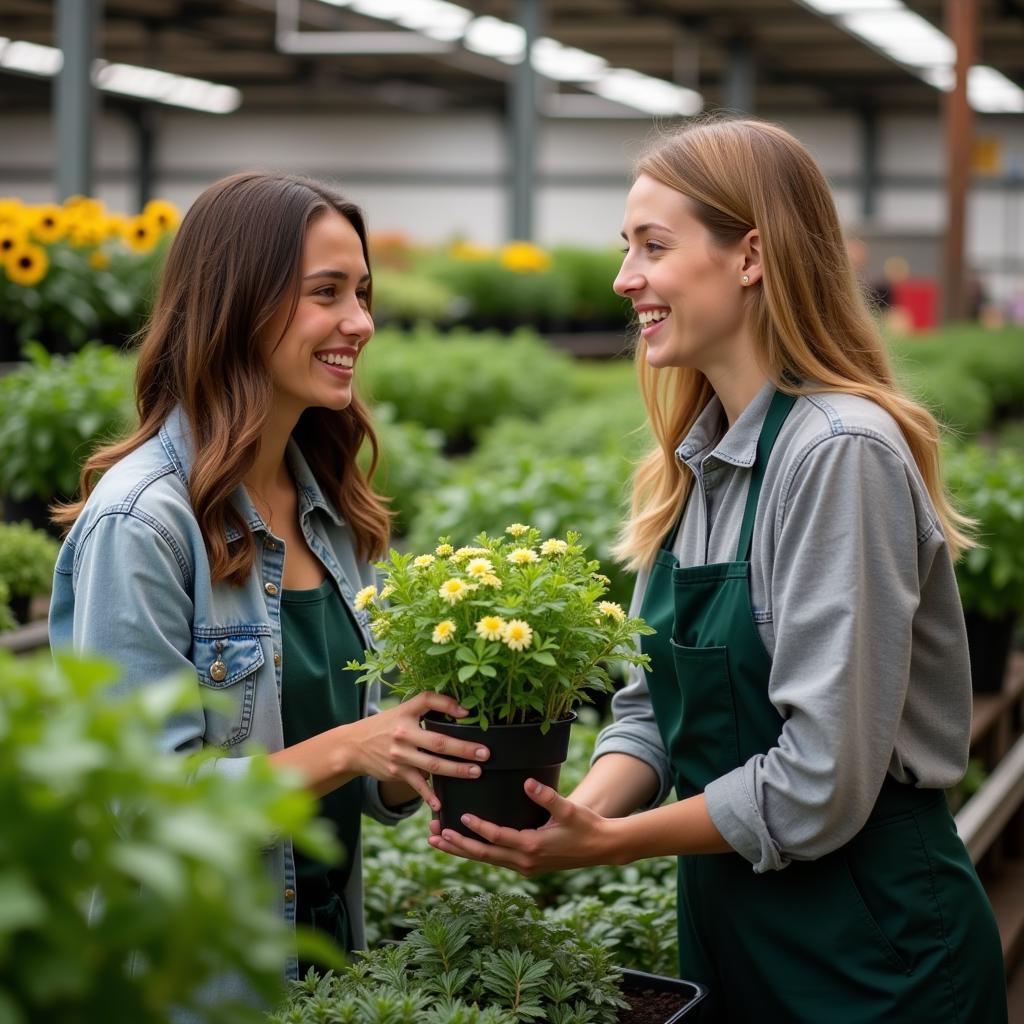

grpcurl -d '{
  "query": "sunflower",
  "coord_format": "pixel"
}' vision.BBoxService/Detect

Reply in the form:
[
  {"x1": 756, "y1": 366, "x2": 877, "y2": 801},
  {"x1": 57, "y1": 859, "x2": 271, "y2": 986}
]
[
  {"x1": 63, "y1": 195, "x2": 106, "y2": 219},
  {"x1": 67, "y1": 216, "x2": 107, "y2": 248},
  {"x1": 0, "y1": 222, "x2": 28, "y2": 260},
  {"x1": 4, "y1": 243, "x2": 49, "y2": 286},
  {"x1": 122, "y1": 214, "x2": 159, "y2": 253},
  {"x1": 30, "y1": 204, "x2": 66, "y2": 243},
  {"x1": 143, "y1": 198, "x2": 180, "y2": 233}
]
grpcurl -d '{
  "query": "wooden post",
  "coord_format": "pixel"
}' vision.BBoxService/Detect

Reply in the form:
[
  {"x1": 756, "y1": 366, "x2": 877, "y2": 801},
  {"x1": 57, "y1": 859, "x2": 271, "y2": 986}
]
[{"x1": 942, "y1": 0, "x2": 979, "y2": 323}]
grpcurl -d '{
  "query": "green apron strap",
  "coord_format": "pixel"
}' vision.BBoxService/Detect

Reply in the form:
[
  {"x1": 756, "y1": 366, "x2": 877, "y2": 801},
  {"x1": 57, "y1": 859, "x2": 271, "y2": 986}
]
[{"x1": 735, "y1": 389, "x2": 798, "y2": 562}]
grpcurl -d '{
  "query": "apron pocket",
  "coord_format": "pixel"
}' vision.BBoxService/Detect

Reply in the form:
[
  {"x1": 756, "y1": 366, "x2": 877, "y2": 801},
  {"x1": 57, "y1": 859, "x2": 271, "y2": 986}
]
[
  {"x1": 668, "y1": 641, "x2": 741, "y2": 788},
  {"x1": 841, "y1": 853, "x2": 912, "y2": 975}
]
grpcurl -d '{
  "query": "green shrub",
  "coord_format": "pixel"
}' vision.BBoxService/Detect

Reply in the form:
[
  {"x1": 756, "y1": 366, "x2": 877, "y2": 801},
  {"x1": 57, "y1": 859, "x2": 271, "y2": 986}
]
[
  {"x1": 0, "y1": 651, "x2": 341, "y2": 1024},
  {"x1": 371, "y1": 268, "x2": 457, "y2": 325},
  {"x1": 363, "y1": 404, "x2": 451, "y2": 536},
  {"x1": 550, "y1": 248, "x2": 631, "y2": 326},
  {"x1": 359, "y1": 327, "x2": 572, "y2": 448},
  {"x1": 273, "y1": 892, "x2": 628, "y2": 1024},
  {"x1": 0, "y1": 580, "x2": 14, "y2": 633},
  {"x1": 945, "y1": 443, "x2": 1024, "y2": 618},
  {"x1": 0, "y1": 343, "x2": 135, "y2": 502},
  {"x1": 0, "y1": 520, "x2": 59, "y2": 599}
]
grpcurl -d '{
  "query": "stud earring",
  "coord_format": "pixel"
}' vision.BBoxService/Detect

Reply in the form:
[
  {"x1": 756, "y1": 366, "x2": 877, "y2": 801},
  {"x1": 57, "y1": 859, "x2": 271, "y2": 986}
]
[{"x1": 741, "y1": 274, "x2": 750, "y2": 284}]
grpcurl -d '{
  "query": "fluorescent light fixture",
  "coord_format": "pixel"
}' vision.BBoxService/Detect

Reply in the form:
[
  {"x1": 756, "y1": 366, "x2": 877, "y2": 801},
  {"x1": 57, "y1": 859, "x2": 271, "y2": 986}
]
[
  {"x1": 531, "y1": 37, "x2": 607, "y2": 82},
  {"x1": 590, "y1": 68, "x2": 702, "y2": 116},
  {"x1": 800, "y1": 0, "x2": 899, "y2": 12},
  {"x1": 0, "y1": 38, "x2": 240, "y2": 113},
  {"x1": 841, "y1": 10, "x2": 955, "y2": 67},
  {"x1": 336, "y1": 0, "x2": 472, "y2": 40},
  {"x1": 0, "y1": 38, "x2": 64, "y2": 75},
  {"x1": 464, "y1": 16, "x2": 526, "y2": 64},
  {"x1": 967, "y1": 65, "x2": 1024, "y2": 113}
]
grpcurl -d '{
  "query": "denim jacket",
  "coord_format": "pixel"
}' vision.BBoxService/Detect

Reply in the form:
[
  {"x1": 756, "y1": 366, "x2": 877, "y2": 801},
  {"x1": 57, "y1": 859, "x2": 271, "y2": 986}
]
[{"x1": 49, "y1": 406, "x2": 416, "y2": 999}]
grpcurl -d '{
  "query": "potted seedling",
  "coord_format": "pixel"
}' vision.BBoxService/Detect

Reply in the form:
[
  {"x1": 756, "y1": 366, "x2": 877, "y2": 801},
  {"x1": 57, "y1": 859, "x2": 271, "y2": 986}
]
[{"x1": 348, "y1": 525, "x2": 652, "y2": 839}]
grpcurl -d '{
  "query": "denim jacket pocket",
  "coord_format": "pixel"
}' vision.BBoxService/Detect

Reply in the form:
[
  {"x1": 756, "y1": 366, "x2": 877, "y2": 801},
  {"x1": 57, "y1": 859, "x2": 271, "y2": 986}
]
[{"x1": 193, "y1": 628, "x2": 268, "y2": 747}]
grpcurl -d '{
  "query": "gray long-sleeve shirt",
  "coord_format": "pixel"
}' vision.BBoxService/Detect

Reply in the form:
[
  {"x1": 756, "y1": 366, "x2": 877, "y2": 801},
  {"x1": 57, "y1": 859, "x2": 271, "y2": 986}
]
[{"x1": 592, "y1": 381, "x2": 971, "y2": 873}]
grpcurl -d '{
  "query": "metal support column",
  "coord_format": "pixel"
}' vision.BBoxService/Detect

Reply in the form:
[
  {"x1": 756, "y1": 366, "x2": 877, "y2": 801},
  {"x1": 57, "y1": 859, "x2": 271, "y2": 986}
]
[
  {"x1": 859, "y1": 105, "x2": 879, "y2": 221},
  {"x1": 508, "y1": 0, "x2": 539, "y2": 241},
  {"x1": 55, "y1": 0, "x2": 102, "y2": 200},
  {"x1": 942, "y1": 0, "x2": 978, "y2": 323},
  {"x1": 725, "y1": 36, "x2": 755, "y2": 115},
  {"x1": 132, "y1": 108, "x2": 155, "y2": 212}
]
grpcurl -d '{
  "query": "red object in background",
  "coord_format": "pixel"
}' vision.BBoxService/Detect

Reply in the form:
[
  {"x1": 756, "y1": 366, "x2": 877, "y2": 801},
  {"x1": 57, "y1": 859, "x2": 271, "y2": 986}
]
[{"x1": 892, "y1": 279, "x2": 938, "y2": 331}]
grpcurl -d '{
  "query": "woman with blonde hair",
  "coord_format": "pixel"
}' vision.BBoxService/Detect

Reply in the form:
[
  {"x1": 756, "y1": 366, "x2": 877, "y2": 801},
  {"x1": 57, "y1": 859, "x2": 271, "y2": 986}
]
[
  {"x1": 429, "y1": 119, "x2": 1006, "y2": 1022},
  {"x1": 49, "y1": 172, "x2": 490, "y2": 1009}
]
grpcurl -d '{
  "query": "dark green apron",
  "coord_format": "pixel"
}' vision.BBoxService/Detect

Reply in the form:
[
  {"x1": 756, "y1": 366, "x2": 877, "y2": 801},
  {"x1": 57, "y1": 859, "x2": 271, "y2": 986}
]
[
  {"x1": 641, "y1": 389, "x2": 1006, "y2": 1023},
  {"x1": 281, "y1": 576, "x2": 364, "y2": 956}
]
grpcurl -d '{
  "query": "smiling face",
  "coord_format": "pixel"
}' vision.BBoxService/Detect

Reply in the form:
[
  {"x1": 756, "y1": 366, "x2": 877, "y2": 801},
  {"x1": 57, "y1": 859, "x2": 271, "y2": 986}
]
[
  {"x1": 614, "y1": 174, "x2": 761, "y2": 380},
  {"x1": 261, "y1": 209, "x2": 372, "y2": 421}
]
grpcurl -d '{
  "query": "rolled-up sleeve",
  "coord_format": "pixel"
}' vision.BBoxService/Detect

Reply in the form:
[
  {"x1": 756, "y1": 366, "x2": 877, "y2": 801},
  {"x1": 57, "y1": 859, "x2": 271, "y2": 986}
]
[
  {"x1": 591, "y1": 567, "x2": 674, "y2": 809},
  {"x1": 704, "y1": 433, "x2": 926, "y2": 872}
]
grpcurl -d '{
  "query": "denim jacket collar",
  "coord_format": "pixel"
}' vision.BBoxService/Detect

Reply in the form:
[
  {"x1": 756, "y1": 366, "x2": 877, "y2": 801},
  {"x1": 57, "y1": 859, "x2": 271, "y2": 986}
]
[
  {"x1": 158, "y1": 405, "x2": 345, "y2": 542},
  {"x1": 675, "y1": 379, "x2": 777, "y2": 471}
]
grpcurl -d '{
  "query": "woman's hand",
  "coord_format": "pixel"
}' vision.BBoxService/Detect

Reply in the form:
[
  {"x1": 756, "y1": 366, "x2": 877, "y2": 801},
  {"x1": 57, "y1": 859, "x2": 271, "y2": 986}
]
[
  {"x1": 427, "y1": 779, "x2": 620, "y2": 876},
  {"x1": 345, "y1": 692, "x2": 490, "y2": 810}
]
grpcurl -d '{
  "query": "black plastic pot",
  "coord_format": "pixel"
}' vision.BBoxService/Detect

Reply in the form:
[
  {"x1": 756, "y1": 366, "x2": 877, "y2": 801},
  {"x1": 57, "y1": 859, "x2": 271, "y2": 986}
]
[
  {"x1": 964, "y1": 611, "x2": 1018, "y2": 693},
  {"x1": 424, "y1": 712, "x2": 574, "y2": 841},
  {"x1": 619, "y1": 968, "x2": 708, "y2": 1022}
]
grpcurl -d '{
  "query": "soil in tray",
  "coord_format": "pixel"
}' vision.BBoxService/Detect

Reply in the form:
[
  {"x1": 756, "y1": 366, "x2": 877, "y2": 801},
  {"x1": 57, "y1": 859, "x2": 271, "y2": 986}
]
[{"x1": 617, "y1": 986, "x2": 692, "y2": 1023}]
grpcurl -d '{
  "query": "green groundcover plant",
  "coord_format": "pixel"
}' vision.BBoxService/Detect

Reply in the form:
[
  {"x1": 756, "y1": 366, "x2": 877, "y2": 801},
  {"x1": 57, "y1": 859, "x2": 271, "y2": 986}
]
[
  {"x1": 347, "y1": 526, "x2": 652, "y2": 729},
  {"x1": 0, "y1": 520, "x2": 59, "y2": 601},
  {"x1": 0, "y1": 651, "x2": 342, "y2": 1024},
  {"x1": 270, "y1": 891, "x2": 629, "y2": 1024}
]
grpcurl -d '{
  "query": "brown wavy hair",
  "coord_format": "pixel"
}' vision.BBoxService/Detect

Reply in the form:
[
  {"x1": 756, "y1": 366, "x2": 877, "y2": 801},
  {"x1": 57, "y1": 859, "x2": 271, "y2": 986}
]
[
  {"x1": 53, "y1": 171, "x2": 391, "y2": 584},
  {"x1": 613, "y1": 118, "x2": 972, "y2": 570}
]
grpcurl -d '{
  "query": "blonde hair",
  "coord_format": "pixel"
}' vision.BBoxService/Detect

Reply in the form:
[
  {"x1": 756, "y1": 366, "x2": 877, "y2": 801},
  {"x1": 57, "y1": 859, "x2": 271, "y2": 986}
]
[{"x1": 613, "y1": 118, "x2": 971, "y2": 571}]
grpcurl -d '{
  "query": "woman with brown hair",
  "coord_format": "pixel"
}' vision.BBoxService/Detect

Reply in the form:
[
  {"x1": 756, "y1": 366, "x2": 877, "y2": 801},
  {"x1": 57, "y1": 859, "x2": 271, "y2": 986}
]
[
  {"x1": 48, "y1": 172, "x2": 489, "y2": 993},
  {"x1": 429, "y1": 119, "x2": 1007, "y2": 1022}
]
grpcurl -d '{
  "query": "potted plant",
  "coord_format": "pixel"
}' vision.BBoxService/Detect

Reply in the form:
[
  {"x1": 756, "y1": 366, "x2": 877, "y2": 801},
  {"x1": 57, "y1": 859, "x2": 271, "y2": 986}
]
[
  {"x1": 0, "y1": 519, "x2": 59, "y2": 624},
  {"x1": 348, "y1": 525, "x2": 652, "y2": 839},
  {"x1": 944, "y1": 444, "x2": 1024, "y2": 692},
  {"x1": 271, "y1": 891, "x2": 707, "y2": 1023}
]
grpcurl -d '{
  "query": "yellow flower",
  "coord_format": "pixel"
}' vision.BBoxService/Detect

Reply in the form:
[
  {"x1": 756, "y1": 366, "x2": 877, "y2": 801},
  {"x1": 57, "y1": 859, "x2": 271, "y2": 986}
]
[
  {"x1": 88, "y1": 249, "x2": 110, "y2": 270},
  {"x1": 592, "y1": 573, "x2": 611, "y2": 586},
  {"x1": 413, "y1": 554, "x2": 436, "y2": 568},
  {"x1": 501, "y1": 619, "x2": 533, "y2": 651},
  {"x1": 29, "y1": 204, "x2": 66, "y2": 243},
  {"x1": 432, "y1": 620, "x2": 457, "y2": 644},
  {"x1": 499, "y1": 241, "x2": 552, "y2": 273},
  {"x1": 354, "y1": 585, "x2": 377, "y2": 611},
  {"x1": 438, "y1": 578, "x2": 471, "y2": 604},
  {"x1": 122, "y1": 214, "x2": 159, "y2": 253},
  {"x1": 379, "y1": 585, "x2": 395, "y2": 600},
  {"x1": 63, "y1": 195, "x2": 106, "y2": 219},
  {"x1": 540, "y1": 539, "x2": 568, "y2": 556},
  {"x1": 0, "y1": 199, "x2": 24, "y2": 225},
  {"x1": 476, "y1": 615, "x2": 505, "y2": 641},
  {"x1": 371, "y1": 617, "x2": 391, "y2": 637},
  {"x1": 435, "y1": 543, "x2": 454, "y2": 557},
  {"x1": 0, "y1": 221, "x2": 28, "y2": 260},
  {"x1": 466, "y1": 557, "x2": 494, "y2": 577},
  {"x1": 67, "y1": 217, "x2": 107, "y2": 248},
  {"x1": 4, "y1": 243, "x2": 48, "y2": 287},
  {"x1": 479, "y1": 574, "x2": 503, "y2": 589},
  {"x1": 598, "y1": 601, "x2": 626, "y2": 622},
  {"x1": 505, "y1": 523, "x2": 529, "y2": 537},
  {"x1": 452, "y1": 545, "x2": 488, "y2": 562},
  {"x1": 507, "y1": 548, "x2": 538, "y2": 565},
  {"x1": 143, "y1": 198, "x2": 180, "y2": 232}
]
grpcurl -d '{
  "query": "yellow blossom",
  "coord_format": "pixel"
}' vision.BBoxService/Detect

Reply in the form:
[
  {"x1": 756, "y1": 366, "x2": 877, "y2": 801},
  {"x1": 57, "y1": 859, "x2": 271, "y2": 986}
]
[
  {"x1": 354, "y1": 585, "x2": 377, "y2": 611},
  {"x1": 432, "y1": 620, "x2": 457, "y2": 644},
  {"x1": 378, "y1": 585, "x2": 395, "y2": 600},
  {"x1": 449, "y1": 239, "x2": 492, "y2": 262},
  {"x1": 63, "y1": 195, "x2": 106, "y2": 219},
  {"x1": 88, "y1": 249, "x2": 110, "y2": 270},
  {"x1": 499, "y1": 241, "x2": 552, "y2": 273},
  {"x1": 4, "y1": 243, "x2": 48, "y2": 287},
  {"x1": 0, "y1": 221, "x2": 28, "y2": 261},
  {"x1": 143, "y1": 198, "x2": 180, "y2": 232},
  {"x1": 501, "y1": 619, "x2": 533, "y2": 651},
  {"x1": 413, "y1": 554, "x2": 436, "y2": 568},
  {"x1": 438, "y1": 578, "x2": 471, "y2": 604},
  {"x1": 0, "y1": 199, "x2": 24, "y2": 225},
  {"x1": 507, "y1": 548, "x2": 538, "y2": 565},
  {"x1": 29, "y1": 204, "x2": 66, "y2": 244},
  {"x1": 67, "y1": 217, "x2": 107, "y2": 248},
  {"x1": 598, "y1": 601, "x2": 626, "y2": 622},
  {"x1": 475, "y1": 615, "x2": 505, "y2": 641},
  {"x1": 540, "y1": 539, "x2": 568, "y2": 556},
  {"x1": 371, "y1": 617, "x2": 391, "y2": 637},
  {"x1": 452, "y1": 546, "x2": 488, "y2": 562},
  {"x1": 505, "y1": 523, "x2": 530, "y2": 537},
  {"x1": 122, "y1": 214, "x2": 159, "y2": 253},
  {"x1": 479, "y1": 574, "x2": 503, "y2": 589},
  {"x1": 435, "y1": 543, "x2": 454, "y2": 557},
  {"x1": 466, "y1": 557, "x2": 494, "y2": 577}
]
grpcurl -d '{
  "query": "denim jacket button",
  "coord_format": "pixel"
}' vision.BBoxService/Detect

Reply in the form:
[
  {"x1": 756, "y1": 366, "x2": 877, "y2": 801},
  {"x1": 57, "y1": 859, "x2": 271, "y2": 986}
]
[
  {"x1": 264, "y1": 582, "x2": 278, "y2": 596},
  {"x1": 273, "y1": 651, "x2": 281, "y2": 666},
  {"x1": 210, "y1": 659, "x2": 227, "y2": 682},
  {"x1": 284, "y1": 888, "x2": 296, "y2": 902}
]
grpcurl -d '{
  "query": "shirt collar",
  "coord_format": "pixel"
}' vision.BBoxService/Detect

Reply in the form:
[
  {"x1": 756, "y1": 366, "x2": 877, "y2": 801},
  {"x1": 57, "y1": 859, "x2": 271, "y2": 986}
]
[
  {"x1": 159, "y1": 406, "x2": 345, "y2": 541},
  {"x1": 675, "y1": 379, "x2": 778, "y2": 470}
]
